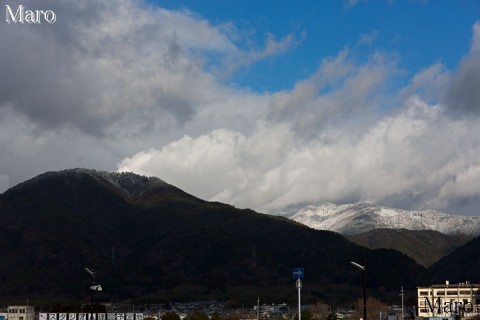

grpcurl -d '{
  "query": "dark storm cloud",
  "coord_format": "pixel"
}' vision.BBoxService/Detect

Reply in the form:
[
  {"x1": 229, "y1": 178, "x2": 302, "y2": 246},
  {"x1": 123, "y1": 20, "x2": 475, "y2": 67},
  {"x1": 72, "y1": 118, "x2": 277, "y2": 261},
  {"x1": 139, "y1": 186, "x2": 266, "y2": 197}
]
[
  {"x1": 443, "y1": 22, "x2": 480, "y2": 117},
  {"x1": 0, "y1": 0, "x2": 215, "y2": 137},
  {"x1": 1, "y1": 0, "x2": 110, "y2": 134},
  {"x1": 443, "y1": 53, "x2": 480, "y2": 117}
]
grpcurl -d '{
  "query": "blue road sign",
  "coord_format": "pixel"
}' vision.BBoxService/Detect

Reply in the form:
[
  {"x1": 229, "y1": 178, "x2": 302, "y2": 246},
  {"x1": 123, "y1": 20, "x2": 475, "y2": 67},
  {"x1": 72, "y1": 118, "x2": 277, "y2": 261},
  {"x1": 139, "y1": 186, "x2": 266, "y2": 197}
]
[{"x1": 292, "y1": 267, "x2": 304, "y2": 279}]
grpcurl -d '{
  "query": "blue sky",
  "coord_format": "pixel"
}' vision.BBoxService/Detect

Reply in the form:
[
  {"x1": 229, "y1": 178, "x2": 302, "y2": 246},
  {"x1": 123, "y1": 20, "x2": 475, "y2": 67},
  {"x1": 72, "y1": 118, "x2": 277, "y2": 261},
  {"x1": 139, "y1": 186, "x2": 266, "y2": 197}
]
[
  {"x1": 1, "y1": 0, "x2": 480, "y2": 216},
  {"x1": 153, "y1": 0, "x2": 479, "y2": 92}
]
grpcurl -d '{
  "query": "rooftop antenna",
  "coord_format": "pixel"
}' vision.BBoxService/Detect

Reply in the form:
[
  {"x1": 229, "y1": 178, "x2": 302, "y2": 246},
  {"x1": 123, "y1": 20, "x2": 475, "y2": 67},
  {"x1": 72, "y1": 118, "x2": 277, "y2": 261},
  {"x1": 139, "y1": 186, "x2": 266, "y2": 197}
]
[
  {"x1": 85, "y1": 267, "x2": 95, "y2": 283},
  {"x1": 84, "y1": 267, "x2": 102, "y2": 303}
]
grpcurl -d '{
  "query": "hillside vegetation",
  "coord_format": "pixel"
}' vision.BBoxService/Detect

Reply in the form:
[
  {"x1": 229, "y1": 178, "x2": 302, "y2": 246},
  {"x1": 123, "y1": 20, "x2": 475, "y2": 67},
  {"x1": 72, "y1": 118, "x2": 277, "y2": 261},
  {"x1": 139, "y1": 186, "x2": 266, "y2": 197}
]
[
  {"x1": 0, "y1": 169, "x2": 431, "y2": 304},
  {"x1": 349, "y1": 229, "x2": 472, "y2": 267}
]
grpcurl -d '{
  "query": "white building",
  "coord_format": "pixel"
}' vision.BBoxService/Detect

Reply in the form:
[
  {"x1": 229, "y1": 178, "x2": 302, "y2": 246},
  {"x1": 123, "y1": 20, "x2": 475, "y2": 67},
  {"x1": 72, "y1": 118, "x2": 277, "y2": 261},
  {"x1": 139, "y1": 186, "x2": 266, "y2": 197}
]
[
  {"x1": 417, "y1": 281, "x2": 480, "y2": 319},
  {"x1": 7, "y1": 306, "x2": 34, "y2": 320}
]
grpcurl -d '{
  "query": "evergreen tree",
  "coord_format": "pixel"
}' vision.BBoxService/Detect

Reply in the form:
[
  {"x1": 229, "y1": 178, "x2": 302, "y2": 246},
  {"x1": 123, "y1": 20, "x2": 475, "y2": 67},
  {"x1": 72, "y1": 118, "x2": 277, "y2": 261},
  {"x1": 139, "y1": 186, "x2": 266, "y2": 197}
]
[
  {"x1": 185, "y1": 311, "x2": 209, "y2": 320},
  {"x1": 162, "y1": 312, "x2": 181, "y2": 320}
]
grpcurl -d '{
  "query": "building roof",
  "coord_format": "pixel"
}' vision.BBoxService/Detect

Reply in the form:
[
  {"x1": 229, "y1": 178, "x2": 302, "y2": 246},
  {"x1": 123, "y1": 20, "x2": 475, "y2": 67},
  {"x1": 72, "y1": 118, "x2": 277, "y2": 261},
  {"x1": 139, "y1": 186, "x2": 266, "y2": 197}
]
[{"x1": 417, "y1": 283, "x2": 480, "y2": 289}]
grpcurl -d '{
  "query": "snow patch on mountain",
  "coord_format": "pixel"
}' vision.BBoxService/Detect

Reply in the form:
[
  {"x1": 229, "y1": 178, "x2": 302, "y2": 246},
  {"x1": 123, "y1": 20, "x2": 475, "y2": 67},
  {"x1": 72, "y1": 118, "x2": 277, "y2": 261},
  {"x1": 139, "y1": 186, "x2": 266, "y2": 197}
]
[
  {"x1": 51, "y1": 168, "x2": 168, "y2": 195},
  {"x1": 289, "y1": 203, "x2": 480, "y2": 235},
  {"x1": 82, "y1": 170, "x2": 168, "y2": 196},
  {"x1": 98, "y1": 171, "x2": 167, "y2": 195}
]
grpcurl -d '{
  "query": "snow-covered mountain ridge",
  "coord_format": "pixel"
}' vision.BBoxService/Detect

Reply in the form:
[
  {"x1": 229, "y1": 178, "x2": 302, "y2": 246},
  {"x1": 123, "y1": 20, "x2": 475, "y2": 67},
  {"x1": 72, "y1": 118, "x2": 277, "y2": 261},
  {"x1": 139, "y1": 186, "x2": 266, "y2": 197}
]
[
  {"x1": 289, "y1": 203, "x2": 480, "y2": 235},
  {"x1": 26, "y1": 168, "x2": 168, "y2": 196}
]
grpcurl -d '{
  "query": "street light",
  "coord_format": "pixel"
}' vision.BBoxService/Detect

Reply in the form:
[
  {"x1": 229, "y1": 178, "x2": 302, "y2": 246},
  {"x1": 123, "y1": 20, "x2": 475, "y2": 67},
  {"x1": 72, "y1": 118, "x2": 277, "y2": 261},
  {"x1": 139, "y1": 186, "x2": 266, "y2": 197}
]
[
  {"x1": 350, "y1": 261, "x2": 366, "y2": 320},
  {"x1": 296, "y1": 278, "x2": 302, "y2": 320}
]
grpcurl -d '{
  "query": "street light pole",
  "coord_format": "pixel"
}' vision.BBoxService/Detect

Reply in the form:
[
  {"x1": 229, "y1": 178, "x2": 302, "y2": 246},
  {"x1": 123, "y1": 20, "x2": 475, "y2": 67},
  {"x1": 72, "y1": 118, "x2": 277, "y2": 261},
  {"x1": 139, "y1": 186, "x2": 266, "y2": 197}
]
[
  {"x1": 351, "y1": 261, "x2": 367, "y2": 320},
  {"x1": 400, "y1": 287, "x2": 404, "y2": 320},
  {"x1": 257, "y1": 297, "x2": 260, "y2": 320},
  {"x1": 296, "y1": 279, "x2": 302, "y2": 320}
]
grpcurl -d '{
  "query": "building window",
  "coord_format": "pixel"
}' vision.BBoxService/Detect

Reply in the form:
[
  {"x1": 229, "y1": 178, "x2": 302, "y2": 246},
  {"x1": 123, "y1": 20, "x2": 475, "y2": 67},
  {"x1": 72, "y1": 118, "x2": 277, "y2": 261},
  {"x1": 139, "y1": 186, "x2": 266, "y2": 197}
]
[
  {"x1": 447, "y1": 291, "x2": 457, "y2": 295},
  {"x1": 437, "y1": 292, "x2": 445, "y2": 295},
  {"x1": 420, "y1": 291, "x2": 429, "y2": 295},
  {"x1": 459, "y1": 290, "x2": 470, "y2": 295}
]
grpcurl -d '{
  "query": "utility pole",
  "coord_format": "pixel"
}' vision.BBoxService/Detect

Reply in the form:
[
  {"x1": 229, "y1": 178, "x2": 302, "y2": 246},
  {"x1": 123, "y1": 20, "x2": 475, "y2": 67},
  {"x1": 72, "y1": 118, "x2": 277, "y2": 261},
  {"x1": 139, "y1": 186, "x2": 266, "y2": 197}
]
[
  {"x1": 257, "y1": 297, "x2": 260, "y2": 320},
  {"x1": 400, "y1": 287, "x2": 405, "y2": 320},
  {"x1": 296, "y1": 279, "x2": 302, "y2": 320},
  {"x1": 351, "y1": 261, "x2": 367, "y2": 320}
]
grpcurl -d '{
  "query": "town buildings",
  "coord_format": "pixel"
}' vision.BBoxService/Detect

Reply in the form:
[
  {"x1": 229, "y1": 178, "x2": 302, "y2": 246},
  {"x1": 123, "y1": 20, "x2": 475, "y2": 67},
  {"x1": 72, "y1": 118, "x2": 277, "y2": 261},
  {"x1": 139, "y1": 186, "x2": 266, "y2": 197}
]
[
  {"x1": 6, "y1": 306, "x2": 34, "y2": 320},
  {"x1": 417, "y1": 281, "x2": 480, "y2": 319}
]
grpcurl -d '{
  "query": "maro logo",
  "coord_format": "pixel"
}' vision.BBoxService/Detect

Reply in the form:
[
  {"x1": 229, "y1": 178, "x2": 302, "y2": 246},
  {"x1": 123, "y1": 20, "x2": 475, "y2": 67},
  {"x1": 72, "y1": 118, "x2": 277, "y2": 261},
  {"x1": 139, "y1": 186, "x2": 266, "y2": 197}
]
[{"x1": 5, "y1": 4, "x2": 56, "y2": 24}]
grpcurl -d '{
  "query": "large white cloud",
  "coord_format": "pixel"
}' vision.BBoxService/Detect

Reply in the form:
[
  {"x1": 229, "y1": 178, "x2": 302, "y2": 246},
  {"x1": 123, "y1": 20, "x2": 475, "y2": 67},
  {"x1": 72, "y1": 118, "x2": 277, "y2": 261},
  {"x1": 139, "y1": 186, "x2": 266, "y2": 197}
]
[
  {"x1": 118, "y1": 23, "x2": 480, "y2": 215},
  {"x1": 2, "y1": 0, "x2": 480, "y2": 216},
  {"x1": 117, "y1": 93, "x2": 480, "y2": 215}
]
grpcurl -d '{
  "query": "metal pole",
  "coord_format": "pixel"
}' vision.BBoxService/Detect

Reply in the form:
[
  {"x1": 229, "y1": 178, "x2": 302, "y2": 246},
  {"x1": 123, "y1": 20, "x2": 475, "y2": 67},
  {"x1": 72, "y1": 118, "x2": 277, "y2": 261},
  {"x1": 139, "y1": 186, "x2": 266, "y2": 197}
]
[
  {"x1": 296, "y1": 279, "x2": 302, "y2": 320},
  {"x1": 400, "y1": 287, "x2": 404, "y2": 320},
  {"x1": 351, "y1": 261, "x2": 367, "y2": 320},
  {"x1": 363, "y1": 269, "x2": 367, "y2": 320},
  {"x1": 257, "y1": 297, "x2": 259, "y2": 320}
]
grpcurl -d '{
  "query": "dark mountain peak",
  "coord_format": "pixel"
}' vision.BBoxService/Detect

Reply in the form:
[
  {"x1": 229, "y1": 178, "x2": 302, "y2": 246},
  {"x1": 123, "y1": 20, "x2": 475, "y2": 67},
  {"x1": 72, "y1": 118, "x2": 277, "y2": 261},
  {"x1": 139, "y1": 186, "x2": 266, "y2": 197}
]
[
  {"x1": 2, "y1": 168, "x2": 171, "y2": 197},
  {"x1": 1, "y1": 168, "x2": 205, "y2": 210},
  {"x1": 51, "y1": 168, "x2": 170, "y2": 195},
  {"x1": 429, "y1": 236, "x2": 480, "y2": 283}
]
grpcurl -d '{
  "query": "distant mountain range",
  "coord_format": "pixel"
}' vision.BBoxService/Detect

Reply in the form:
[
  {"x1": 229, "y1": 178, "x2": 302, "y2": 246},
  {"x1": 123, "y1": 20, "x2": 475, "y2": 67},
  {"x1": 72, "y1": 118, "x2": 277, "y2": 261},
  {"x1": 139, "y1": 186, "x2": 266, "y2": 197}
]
[
  {"x1": 289, "y1": 202, "x2": 480, "y2": 235},
  {"x1": 348, "y1": 228, "x2": 472, "y2": 268},
  {"x1": 0, "y1": 169, "x2": 431, "y2": 304}
]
